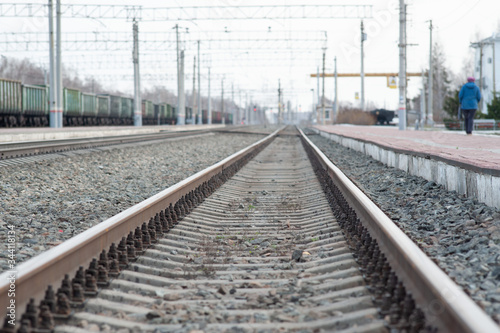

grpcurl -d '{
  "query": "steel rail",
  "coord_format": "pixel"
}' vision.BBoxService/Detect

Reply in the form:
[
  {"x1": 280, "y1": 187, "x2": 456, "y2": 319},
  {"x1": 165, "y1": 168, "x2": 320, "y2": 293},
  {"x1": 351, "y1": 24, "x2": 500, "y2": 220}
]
[
  {"x1": 299, "y1": 128, "x2": 500, "y2": 333},
  {"x1": 0, "y1": 129, "x2": 212, "y2": 160},
  {"x1": 0, "y1": 127, "x2": 281, "y2": 320}
]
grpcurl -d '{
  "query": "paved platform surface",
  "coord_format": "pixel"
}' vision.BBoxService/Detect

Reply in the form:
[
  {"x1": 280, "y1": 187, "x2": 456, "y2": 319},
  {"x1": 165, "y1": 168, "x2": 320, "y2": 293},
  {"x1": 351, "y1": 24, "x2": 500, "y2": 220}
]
[
  {"x1": 314, "y1": 125, "x2": 500, "y2": 174},
  {"x1": 0, "y1": 124, "x2": 225, "y2": 143}
]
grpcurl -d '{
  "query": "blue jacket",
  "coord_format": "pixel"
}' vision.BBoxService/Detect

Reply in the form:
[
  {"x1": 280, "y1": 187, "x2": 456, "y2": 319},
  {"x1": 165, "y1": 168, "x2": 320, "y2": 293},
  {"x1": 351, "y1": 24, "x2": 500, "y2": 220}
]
[{"x1": 459, "y1": 82, "x2": 481, "y2": 110}]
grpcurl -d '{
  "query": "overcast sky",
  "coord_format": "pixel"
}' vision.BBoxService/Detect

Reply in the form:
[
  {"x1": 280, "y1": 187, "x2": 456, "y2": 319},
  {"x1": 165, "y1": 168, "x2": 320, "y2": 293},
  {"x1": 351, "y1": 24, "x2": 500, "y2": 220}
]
[{"x1": 1, "y1": 0, "x2": 499, "y2": 112}]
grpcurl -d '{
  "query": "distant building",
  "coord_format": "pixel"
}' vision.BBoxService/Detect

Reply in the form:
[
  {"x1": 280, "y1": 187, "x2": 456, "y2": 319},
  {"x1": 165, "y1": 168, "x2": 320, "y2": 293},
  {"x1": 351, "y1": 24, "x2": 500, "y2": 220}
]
[
  {"x1": 315, "y1": 105, "x2": 335, "y2": 124},
  {"x1": 472, "y1": 32, "x2": 500, "y2": 113}
]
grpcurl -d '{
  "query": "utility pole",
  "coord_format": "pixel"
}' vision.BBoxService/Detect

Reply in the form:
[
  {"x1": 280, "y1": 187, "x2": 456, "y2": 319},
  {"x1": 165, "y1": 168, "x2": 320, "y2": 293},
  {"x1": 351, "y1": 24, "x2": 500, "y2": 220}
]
[
  {"x1": 245, "y1": 93, "x2": 249, "y2": 125},
  {"x1": 360, "y1": 20, "x2": 366, "y2": 111},
  {"x1": 398, "y1": 0, "x2": 407, "y2": 130},
  {"x1": 191, "y1": 55, "x2": 196, "y2": 124},
  {"x1": 334, "y1": 56, "x2": 338, "y2": 123},
  {"x1": 56, "y1": 0, "x2": 62, "y2": 127},
  {"x1": 322, "y1": 48, "x2": 326, "y2": 125},
  {"x1": 420, "y1": 70, "x2": 426, "y2": 129},
  {"x1": 231, "y1": 83, "x2": 236, "y2": 125},
  {"x1": 175, "y1": 24, "x2": 185, "y2": 125},
  {"x1": 221, "y1": 79, "x2": 225, "y2": 125},
  {"x1": 48, "y1": 0, "x2": 57, "y2": 128},
  {"x1": 316, "y1": 66, "x2": 320, "y2": 122},
  {"x1": 278, "y1": 79, "x2": 282, "y2": 124},
  {"x1": 132, "y1": 19, "x2": 142, "y2": 126},
  {"x1": 177, "y1": 50, "x2": 185, "y2": 125},
  {"x1": 427, "y1": 20, "x2": 433, "y2": 126},
  {"x1": 197, "y1": 41, "x2": 201, "y2": 124},
  {"x1": 493, "y1": 42, "x2": 496, "y2": 95},
  {"x1": 479, "y1": 43, "x2": 484, "y2": 112},
  {"x1": 207, "y1": 67, "x2": 211, "y2": 124}
]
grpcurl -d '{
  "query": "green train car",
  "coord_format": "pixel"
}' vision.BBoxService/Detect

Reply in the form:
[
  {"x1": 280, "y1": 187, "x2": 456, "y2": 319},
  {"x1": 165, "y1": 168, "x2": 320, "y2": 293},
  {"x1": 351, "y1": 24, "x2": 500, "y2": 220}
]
[
  {"x1": 81, "y1": 93, "x2": 97, "y2": 125},
  {"x1": 22, "y1": 84, "x2": 48, "y2": 126},
  {"x1": 141, "y1": 100, "x2": 154, "y2": 125},
  {"x1": 0, "y1": 77, "x2": 209, "y2": 127},
  {"x1": 0, "y1": 79, "x2": 22, "y2": 126}
]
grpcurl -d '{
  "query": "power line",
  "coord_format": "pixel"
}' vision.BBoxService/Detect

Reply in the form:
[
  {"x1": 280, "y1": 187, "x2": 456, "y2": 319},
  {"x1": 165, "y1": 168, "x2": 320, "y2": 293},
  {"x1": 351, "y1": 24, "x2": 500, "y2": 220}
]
[{"x1": 0, "y1": 3, "x2": 372, "y2": 21}]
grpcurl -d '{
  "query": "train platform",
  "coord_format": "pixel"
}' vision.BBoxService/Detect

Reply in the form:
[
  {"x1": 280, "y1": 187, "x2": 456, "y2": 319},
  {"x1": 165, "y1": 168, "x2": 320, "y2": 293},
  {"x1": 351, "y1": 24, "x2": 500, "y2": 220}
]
[
  {"x1": 312, "y1": 125, "x2": 500, "y2": 209},
  {"x1": 0, "y1": 124, "x2": 225, "y2": 143}
]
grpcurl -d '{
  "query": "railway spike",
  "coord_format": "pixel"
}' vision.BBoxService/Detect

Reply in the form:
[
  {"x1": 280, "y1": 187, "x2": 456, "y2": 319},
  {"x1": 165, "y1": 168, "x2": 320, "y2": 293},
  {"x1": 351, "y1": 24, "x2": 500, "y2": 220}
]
[
  {"x1": 401, "y1": 293, "x2": 415, "y2": 322},
  {"x1": 389, "y1": 303, "x2": 401, "y2": 325},
  {"x1": 16, "y1": 319, "x2": 32, "y2": 333},
  {"x1": 118, "y1": 237, "x2": 128, "y2": 253},
  {"x1": 127, "y1": 232, "x2": 135, "y2": 247},
  {"x1": 154, "y1": 214, "x2": 163, "y2": 236},
  {"x1": 72, "y1": 266, "x2": 86, "y2": 288},
  {"x1": 86, "y1": 258, "x2": 98, "y2": 278},
  {"x1": 408, "y1": 308, "x2": 426, "y2": 333},
  {"x1": 40, "y1": 285, "x2": 56, "y2": 313},
  {"x1": 38, "y1": 305, "x2": 55, "y2": 330},
  {"x1": 168, "y1": 203, "x2": 177, "y2": 225},
  {"x1": 55, "y1": 293, "x2": 71, "y2": 316},
  {"x1": 84, "y1": 274, "x2": 98, "y2": 293},
  {"x1": 127, "y1": 244, "x2": 136, "y2": 260},
  {"x1": 98, "y1": 250, "x2": 109, "y2": 270},
  {"x1": 71, "y1": 283, "x2": 85, "y2": 303},
  {"x1": 108, "y1": 243, "x2": 118, "y2": 261},
  {"x1": 109, "y1": 258, "x2": 120, "y2": 276},
  {"x1": 142, "y1": 224, "x2": 152, "y2": 246},
  {"x1": 97, "y1": 265, "x2": 109, "y2": 286},
  {"x1": 159, "y1": 210, "x2": 169, "y2": 232},
  {"x1": 393, "y1": 282, "x2": 406, "y2": 304},
  {"x1": 119, "y1": 250, "x2": 129, "y2": 268},
  {"x1": 21, "y1": 299, "x2": 37, "y2": 329},
  {"x1": 58, "y1": 274, "x2": 73, "y2": 301}
]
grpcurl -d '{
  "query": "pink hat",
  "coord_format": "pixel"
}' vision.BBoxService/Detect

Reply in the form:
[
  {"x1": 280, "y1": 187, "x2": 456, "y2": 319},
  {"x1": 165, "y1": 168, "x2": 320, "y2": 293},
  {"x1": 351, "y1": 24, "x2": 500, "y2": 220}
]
[{"x1": 467, "y1": 77, "x2": 475, "y2": 82}]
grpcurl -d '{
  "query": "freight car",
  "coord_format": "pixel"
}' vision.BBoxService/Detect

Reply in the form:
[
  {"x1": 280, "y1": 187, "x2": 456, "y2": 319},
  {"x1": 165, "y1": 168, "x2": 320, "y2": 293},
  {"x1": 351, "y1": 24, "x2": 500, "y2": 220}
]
[{"x1": 0, "y1": 78, "x2": 230, "y2": 127}]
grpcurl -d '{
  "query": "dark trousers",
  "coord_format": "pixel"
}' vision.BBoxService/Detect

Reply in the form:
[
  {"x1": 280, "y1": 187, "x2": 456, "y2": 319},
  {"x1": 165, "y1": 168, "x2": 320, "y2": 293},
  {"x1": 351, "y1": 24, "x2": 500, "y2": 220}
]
[{"x1": 462, "y1": 109, "x2": 476, "y2": 134}]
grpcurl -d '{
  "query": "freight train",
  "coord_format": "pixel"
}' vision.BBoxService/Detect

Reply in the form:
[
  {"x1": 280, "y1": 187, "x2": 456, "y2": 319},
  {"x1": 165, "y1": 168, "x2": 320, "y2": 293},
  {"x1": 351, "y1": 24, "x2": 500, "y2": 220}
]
[{"x1": 0, "y1": 78, "x2": 232, "y2": 127}]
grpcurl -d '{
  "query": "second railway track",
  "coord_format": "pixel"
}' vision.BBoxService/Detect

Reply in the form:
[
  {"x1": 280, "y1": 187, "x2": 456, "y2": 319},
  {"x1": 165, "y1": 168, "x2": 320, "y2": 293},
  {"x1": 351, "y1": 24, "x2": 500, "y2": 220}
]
[
  {"x1": 1, "y1": 127, "x2": 499, "y2": 333},
  {"x1": 0, "y1": 129, "x2": 212, "y2": 162}
]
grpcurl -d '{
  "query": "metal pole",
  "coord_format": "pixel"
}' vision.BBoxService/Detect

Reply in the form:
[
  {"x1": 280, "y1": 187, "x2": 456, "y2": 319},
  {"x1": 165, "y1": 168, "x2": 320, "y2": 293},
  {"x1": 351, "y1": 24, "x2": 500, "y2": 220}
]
[
  {"x1": 231, "y1": 82, "x2": 235, "y2": 125},
  {"x1": 191, "y1": 56, "x2": 196, "y2": 124},
  {"x1": 48, "y1": 0, "x2": 57, "y2": 128},
  {"x1": 221, "y1": 79, "x2": 225, "y2": 125},
  {"x1": 177, "y1": 50, "x2": 186, "y2": 125},
  {"x1": 398, "y1": 0, "x2": 407, "y2": 130},
  {"x1": 493, "y1": 42, "x2": 496, "y2": 95},
  {"x1": 427, "y1": 20, "x2": 433, "y2": 126},
  {"x1": 239, "y1": 90, "x2": 242, "y2": 125},
  {"x1": 245, "y1": 93, "x2": 249, "y2": 125},
  {"x1": 207, "y1": 67, "x2": 211, "y2": 125},
  {"x1": 278, "y1": 79, "x2": 281, "y2": 124},
  {"x1": 311, "y1": 88, "x2": 314, "y2": 121},
  {"x1": 56, "y1": 0, "x2": 62, "y2": 127},
  {"x1": 317, "y1": 66, "x2": 320, "y2": 123},
  {"x1": 479, "y1": 43, "x2": 483, "y2": 113},
  {"x1": 334, "y1": 56, "x2": 338, "y2": 123},
  {"x1": 132, "y1": 20, "x2": 142, "y2": 126},
  {"x1": 197, "y1": 41, "x2": 201, "y2": 124},
  {"x1": 420, "y1": 70, "x2": 426, "y2": 129},
  {"x1": 322, "y1": 49, "x2": 326, "y2": 125},
  {"x1": 176, "y1": 24, "x2": 184, "y2": 125},
  {"x1": 360, "y1": 20, "x2": 365, "y2": 111}
]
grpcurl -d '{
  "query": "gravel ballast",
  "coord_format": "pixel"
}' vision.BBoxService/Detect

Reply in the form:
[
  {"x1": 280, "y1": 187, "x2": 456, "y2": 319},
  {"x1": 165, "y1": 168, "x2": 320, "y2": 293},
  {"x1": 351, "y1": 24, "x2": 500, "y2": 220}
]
[
  {"x1": 0, "y1": 133, "x2": 265, "y2": 270},
  {"x1": 307, "y1": 130, "x2": 500, "y2": 323}
]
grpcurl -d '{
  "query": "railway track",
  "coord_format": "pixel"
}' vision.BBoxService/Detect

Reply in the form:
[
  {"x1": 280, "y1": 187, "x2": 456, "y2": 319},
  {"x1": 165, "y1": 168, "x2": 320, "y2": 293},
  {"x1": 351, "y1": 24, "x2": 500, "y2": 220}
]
[
  {"x1": 0, "y1": 129, "x2": 211, "y2": 161},
  {"x1": 1, "y1": 126, "x2": 498, "y2": 333}
]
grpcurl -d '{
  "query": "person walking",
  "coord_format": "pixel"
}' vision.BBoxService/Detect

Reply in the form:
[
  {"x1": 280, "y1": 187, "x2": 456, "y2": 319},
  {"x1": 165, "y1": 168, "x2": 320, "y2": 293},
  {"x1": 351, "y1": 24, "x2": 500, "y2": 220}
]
[{"x1": 459, "y1": 77, "x2": 481, "y2": 135}]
